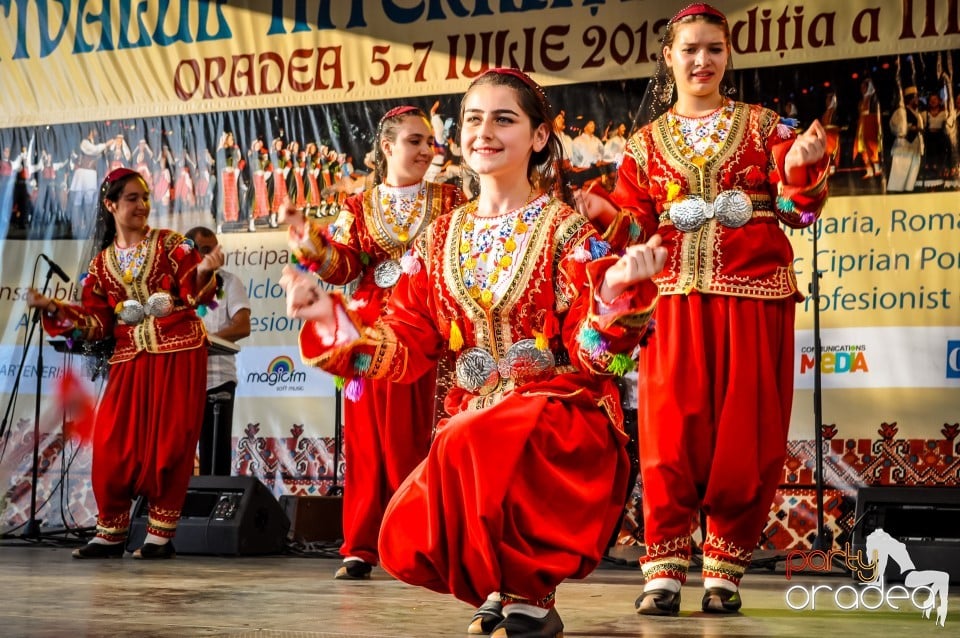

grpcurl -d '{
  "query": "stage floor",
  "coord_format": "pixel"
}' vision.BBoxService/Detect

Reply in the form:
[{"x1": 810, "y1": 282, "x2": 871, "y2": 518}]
[{"x1": 0, "y1": 543, "x2": 955, "y2": 637}]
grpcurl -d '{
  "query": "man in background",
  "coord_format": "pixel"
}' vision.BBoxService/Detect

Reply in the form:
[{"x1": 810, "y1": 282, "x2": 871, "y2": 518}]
[{"x1": 186, "y1": 226, "x2": 252, "y2": 475}]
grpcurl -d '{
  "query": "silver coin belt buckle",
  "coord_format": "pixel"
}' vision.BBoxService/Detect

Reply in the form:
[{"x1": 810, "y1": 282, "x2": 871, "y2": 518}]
[
  {"x1": 454, "y1": 338, "x2": 557, "y2": 395},
  {"x1": 668, "y1": 189, "x2": 753, "y2": 232},
  {"x1": 116, "y1": 292, "x2": 176, "y2": 325}
]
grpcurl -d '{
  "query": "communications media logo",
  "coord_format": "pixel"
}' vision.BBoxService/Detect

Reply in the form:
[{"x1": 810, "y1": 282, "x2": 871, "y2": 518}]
[
  {"x1": 785, "y1": 529, "x2": 949, "y2": 627},
  {"x1": 799, "y1": 344, "x2": 869, "y2": 375},
  {"x1": 246, "y1": 355, "x2": 306, "y2": 390},
  {"x1": 947, "y1": 340, "x2": 960, "y2": 379}
]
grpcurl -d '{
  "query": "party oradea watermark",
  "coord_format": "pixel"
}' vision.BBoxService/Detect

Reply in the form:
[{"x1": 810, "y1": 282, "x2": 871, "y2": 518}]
[{"x1": 784, "y1": 528, "x2": 949, "y2": 627}]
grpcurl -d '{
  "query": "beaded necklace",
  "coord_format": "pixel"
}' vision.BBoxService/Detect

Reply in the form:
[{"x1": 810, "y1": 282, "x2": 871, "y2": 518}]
[
  {"x1": 666, "y1": 99, "x2": 735, "y2": 167},
  {"x1": 114, "y1": 231, "x2": 150, "y2": 284},
  {"x1": 377, "y1": 182, "x2": 426, "y2": 243},
  {"x1": 459, "y1": 193, "x2": 547, "y2": 308}
]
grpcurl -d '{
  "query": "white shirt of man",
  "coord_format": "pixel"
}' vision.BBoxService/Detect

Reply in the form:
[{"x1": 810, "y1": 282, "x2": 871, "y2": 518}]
[
  {"x1": 202, "y1": 269, "x2": 251, "y2": 390},
  {"x1": 571, "y1": 133, "x2": 604, "y2": 168}
]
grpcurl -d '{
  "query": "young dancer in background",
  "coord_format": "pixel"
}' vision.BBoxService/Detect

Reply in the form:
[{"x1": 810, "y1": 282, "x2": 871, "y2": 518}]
[
  {"x1": 284, "y1": 106, "x2": 463, "y2": 580},
  {"x1": 26, "y1": 168, "x2": 223, "y2": 559}
]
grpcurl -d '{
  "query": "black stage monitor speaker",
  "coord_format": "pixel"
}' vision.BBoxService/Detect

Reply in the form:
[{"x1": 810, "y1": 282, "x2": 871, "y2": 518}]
[
  {"x1": 851, "y1": 486, "x2": 960, "y2": 581},
  {"x1": 279, "y1": 494, "x2": 343, "y2": 543},
  {"x1": 127, "y1": 476, "x2": 290, "y2": 555}
]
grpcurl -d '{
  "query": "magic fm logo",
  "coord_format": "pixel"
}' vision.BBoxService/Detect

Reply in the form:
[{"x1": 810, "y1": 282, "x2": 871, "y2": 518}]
[
  {"x1": 246, "y1": 355, "x2": 307, "y2": 388},
  {"x1": 784, "y1": 529, "x2": 948, "y2": 627},
  {"x1": 799, "y1": 344, "x2": 869, "y2": 375}
]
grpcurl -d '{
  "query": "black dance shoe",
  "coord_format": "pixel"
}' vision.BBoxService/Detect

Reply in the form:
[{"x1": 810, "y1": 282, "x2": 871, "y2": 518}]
[
  {"x1": 489, "y1": 607, "x2": 564, "y2": 638},
  {"x1": 132, "y1": 541, "x2": 176, "y2": 560},
  {"x1": 466, "y1": 598, "x2": 504, "y2": 634},
  {"x1": 334, "y1": 559, "x2": 373, "y2": 580},
  {"x1": 635, "y1": 588, "x2": 681, "y2": 616},
  {"x1": 701, "y1": 587, "x2": 742, "y2": 613},
  {"x1": 72, "y1": 542, "x2": 125, "y2": 559}
]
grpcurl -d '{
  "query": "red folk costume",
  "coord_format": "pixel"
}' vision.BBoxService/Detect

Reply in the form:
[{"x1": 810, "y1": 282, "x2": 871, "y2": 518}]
[
  {"x1": 41, "y1": 228, "x2": 218, "y2": 542},
  {"x1": 291, "y1": 180, "x2": 463, "y2": 566},
  {"x1": 610, "y1": 100, "x2": 829, "y2": 587},
  {"x1": 297, "y1": 195, "x2": 658, "y2": 607}
]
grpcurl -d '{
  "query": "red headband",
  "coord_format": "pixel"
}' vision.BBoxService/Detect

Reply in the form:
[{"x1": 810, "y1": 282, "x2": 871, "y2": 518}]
[
  {"x1": 479, "y1": 67, "x2": 551, "y2": 110},
  {"x1": 670, "y1": 2, "x2": 727, "y2": 24},
  {"x1": 103, "y1": 167, "x2": 140, "y2": 186},
  {"x1": 482, "y1": 67, "x2": 542, "y2": 92},
  {"x1": 380, "y1": 105, "x2": 419, "y2": 123}
]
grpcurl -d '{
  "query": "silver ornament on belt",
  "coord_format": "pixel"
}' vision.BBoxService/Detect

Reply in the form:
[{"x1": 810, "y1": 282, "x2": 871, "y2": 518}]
[
  {"x1": 668, "y1": 189, "x2": 754, "y2": 232},
  {"x1": 116, "y1": 292, "x2": 175, "y2": 325},
  {"x1": 454, "y1": 347, "x2": 500, "y2": 395},
  {"x1": 373, "y1": 259, "x2": 402, "y2": 288},
  {"x1": 498, "y1": 339, "x2": 555, "y2": 382},
  {"x1": 713, "y1": 190, "x2": 753, "y2": 228},
  {"x1": 145, "y1": 292, "x2": 175, "y2": 317},
  {"x1": 117, "y1": 300, "x2": 146, "y2": 325}
]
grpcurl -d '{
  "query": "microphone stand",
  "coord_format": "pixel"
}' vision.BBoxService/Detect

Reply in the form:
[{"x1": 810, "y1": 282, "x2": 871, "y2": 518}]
[{"x1": 810, "y1": 225, "x2": 833, "y2": 552}]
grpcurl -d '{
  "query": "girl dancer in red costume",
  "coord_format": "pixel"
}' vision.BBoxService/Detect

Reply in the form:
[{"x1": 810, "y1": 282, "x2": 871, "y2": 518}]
[
  {"x1": 284, "y1": 106, "x2": 463, "y2": 581},
  {"x1": 282, "y1": 69, "x2": 667, "y2": 638},
  {"x1": 583, "y1": 2, "x2": 830, "y2": 616}
]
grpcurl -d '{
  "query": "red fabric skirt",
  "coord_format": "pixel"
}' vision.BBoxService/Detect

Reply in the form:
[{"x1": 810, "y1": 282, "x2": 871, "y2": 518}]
[
  {"x1": 340, "y1": 369, "x2": 438, "y2": 564},
  {"x1": 638, "y1": 293, "x2": 795, "y2": 563},
  {"x1": 91, "y1": 348, "x2": 207, "y2": 522},
  {"x1": 379, "y1": 374, "x2": 630, "y2": 608}
]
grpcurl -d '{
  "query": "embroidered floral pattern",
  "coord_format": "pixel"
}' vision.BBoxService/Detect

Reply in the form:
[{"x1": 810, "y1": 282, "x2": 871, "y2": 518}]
[{"x1": 459, "y1": 194, "x2": 547, "y2": 308}]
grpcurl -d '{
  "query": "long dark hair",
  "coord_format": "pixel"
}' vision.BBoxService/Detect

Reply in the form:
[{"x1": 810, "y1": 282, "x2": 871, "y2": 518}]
[{"x1": 459, "y1": 68, "x2": 574, "y2": 206}]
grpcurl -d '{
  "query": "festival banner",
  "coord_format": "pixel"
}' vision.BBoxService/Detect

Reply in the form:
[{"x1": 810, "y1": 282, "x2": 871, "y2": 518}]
[{"x1": 3, "y1": 0, "x2": 960, "y2": 126}]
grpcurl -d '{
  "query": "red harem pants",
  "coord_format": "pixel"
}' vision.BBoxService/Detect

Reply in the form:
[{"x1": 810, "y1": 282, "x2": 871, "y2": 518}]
[
  {"x1": 637, "y1": 293, "x2": 795, "y2": 585},
  {"x1": 340, "y1": 368, "x2": 438, "y2": 564},
  {"x1": 91, "y1": 347, "x2": 207, "y2": 540},
  {"x1": 378, "y1": 376, "x2": 631, "y2": 608}
]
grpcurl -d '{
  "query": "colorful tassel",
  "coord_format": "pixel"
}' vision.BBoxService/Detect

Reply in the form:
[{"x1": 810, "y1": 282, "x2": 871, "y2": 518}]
[
  {"x1": 776, "y1": 196, "x2": 795, "y2": 213},
  {"x1": 344, "y1": 376, "x2": 364, "y2": 401},
  {"x1": 333, "y1": 375, "x2": 346, "y2": 390},
  {"x1": 606, "y1": 353, "x2": 636, "y2": 376},
  {"x1": 588, "y1": 236, "x2": 610, "y2": 259},
  {"x1": 800, "y1": 211, "x2": 816, "y2": 225},
  {"x1": 534, "y1": 330, "x2": 549, "y2": 351},
  {"x1": 400, "y1": 251, "x2": 421, "y2": 275},
  {"x1": 628, "y1": 219, "x2": 641, "y2": 242},
  {"x1": 576, "y1": 325, "x2": 607, "y2": 358},
  {"x1": 197, "y1": 305, "x2": 208, "y2": 318},
  {"x1": 352, "y1": 352, "x2": 372, "y2": 374},
  {"x1": 359, "y1": 252, "x2": 371, "y2": 266},
  {"x1": 449, "y1": 319, "x2": 464, "y2": 351},
  {"x1": 572, "y1": 245, "x2": 591, "y2": 262}
]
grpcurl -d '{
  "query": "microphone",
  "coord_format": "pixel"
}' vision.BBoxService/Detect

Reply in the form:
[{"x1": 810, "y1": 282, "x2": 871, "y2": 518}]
[{"x1": 40, "y1": 254, "x2": 71, "y2": 283}]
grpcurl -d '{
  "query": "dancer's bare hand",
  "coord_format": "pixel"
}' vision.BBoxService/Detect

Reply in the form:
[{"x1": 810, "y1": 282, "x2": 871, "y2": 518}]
[
  {"x1": 280, "y1": 265, "x2": 334, "y2": 323},
  {"x1": 600, "y1": 235, "x2": 667, "y2": 302},
  {"x1": 785, "y1": 119, "x2": 828, "y2": 184}
]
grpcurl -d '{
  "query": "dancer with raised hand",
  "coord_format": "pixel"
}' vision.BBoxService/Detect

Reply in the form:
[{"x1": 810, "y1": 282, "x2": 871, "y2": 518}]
[
  {"x1": 25, "y1": 168, "x2": 222, "y2": 559},
  {"x1": 582, "y1": 2, "x2": 830, "y2": 616},
  {"x1": 284, "y1": 106, "x2": 463, "y2": 581},
  {"x1": 282, "y1": 68, "x2": 666, "y2": 638}
]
